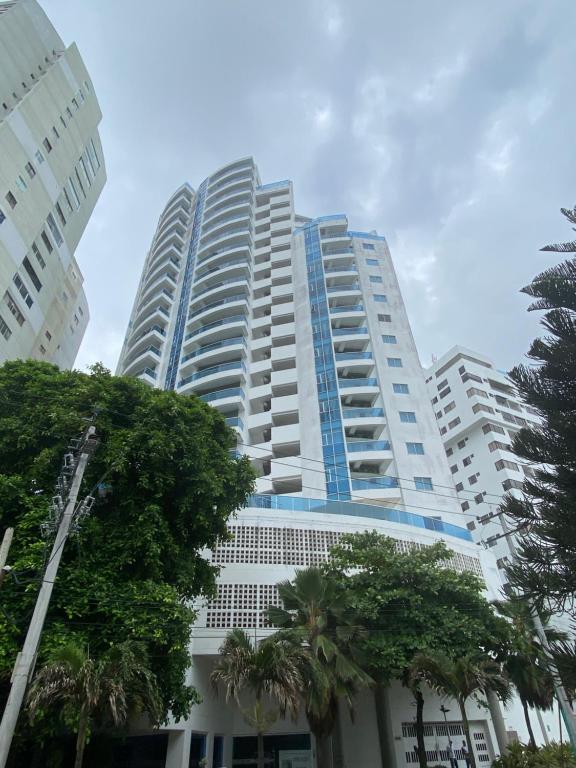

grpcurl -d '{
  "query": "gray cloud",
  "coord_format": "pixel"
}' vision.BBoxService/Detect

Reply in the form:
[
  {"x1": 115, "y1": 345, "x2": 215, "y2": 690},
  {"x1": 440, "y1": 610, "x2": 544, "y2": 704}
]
[{"x1": 42, "y1": 0, "x2": 576, "y2": 372}]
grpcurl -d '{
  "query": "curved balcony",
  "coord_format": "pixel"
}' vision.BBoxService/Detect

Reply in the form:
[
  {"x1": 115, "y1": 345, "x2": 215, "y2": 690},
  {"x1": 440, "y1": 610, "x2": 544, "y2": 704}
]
[
  {"x1": 324, "y1": 266, "x2": 358, "y2": 275},
  {"x1": 131, "y1": 304, "x2": 170, "y2": 339},
  {"x1": 203, "y1": 189, "x2": 253, "y2": 219},
  {"x1": 326, "y1": 284, "x2": 361, "y2": 295},
  {"x1": 123, "y1": 345, "x2": 162, "y2": 377},
  {"x1": 133, "y1": 367, "x2": 158, "y2": 387},
  {"x1": 152, "y1": 224, "x2": 186, "y2": 255},
  {"x1": 197, "y1": 386, "x2": 245, "y2": 405},
  {"x1": 196, "y1": 227, "x2": 252, "y2": 262},
  {"x1": 157, "y1": 206, "x2": 188, "y2": 234},
  {"x1": 196, "y1": 241, "x2": 252, "y2": 271},
  {"x1": 139, "y1": 272, "x2": 176, "y2": 309},
  {"x1": 181, "y1": 336, "x2": 246, "y2": 365},
  {"x1": 194, "y1": 258, "x2": 251, "y2": 289},
  {"x1": 225, "y1": 416, "x2": 244, "y2": 431},
  {"x1": 183, "y1": 315, "x2": 248, "y2": 347},
  {"x1": 204, "y1": 175, "x2": 254, "y2": 210},
  {"x1": 178, "y1": 360, "x2": 246, "y2": 389},
  {"x1": 201, "y1": 211, "x2": 251, "y2": 242},
  {"x1": 209, "y1": 161, "x2": 254, "y2": 188},
  {"x1": 189, "y1": 277, "x2": 249, "y2": 308},
  {"x1": 129, "y1": 323, "x2": 166, "y2": 347},
  {"x1": 137, "y1": 288, "x2": 173, "y2": 320},
  {"x1": 187, "y1": 294, "x2": 249, "y2": 328},
  {"x1": 145, "y1": 251, "x2": 180, "y2": 285}
]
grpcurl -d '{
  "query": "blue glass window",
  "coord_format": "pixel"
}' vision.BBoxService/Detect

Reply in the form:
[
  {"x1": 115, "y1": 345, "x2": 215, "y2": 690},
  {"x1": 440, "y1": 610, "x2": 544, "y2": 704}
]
[
  {"x1": 362, "y1": 243, "x2": 375, "y2": 250},
  {"x1": 382, "y1": 334, "x2": 397, "y2": 343},
  {"x1": 400, "y1": 411, "x2": 417, "y2": 423},
  {"x1": 393, "y1": 383, "x2": 409, "y2": 394},
  {"x1": 366, "y1": 258, "x2": 379, "y2": 266},
  {"x1": 369, "y1": 275, "x2": 383, "y2": 283},
  {"x1": 414, "y1": 476, "x2": 433, "y2": 491},
  {"x1": 387, "y1": 357, "x2": 402, "y2": 367},
  {"x1": 374, "y1": 294, "x2": 387, "y2": 303},
  {"x1": 407, "y1": 442, "x2": 425, "y2": 455}
]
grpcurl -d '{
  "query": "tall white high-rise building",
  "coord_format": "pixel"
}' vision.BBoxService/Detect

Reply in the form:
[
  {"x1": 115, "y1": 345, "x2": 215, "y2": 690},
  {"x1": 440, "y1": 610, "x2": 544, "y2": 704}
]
[
  {"x1": 118, "y1": 159, "x2": 528, "y2": 768},
  {"x1": 425, "y1": 346, "x2": 541, "y2": 580},
  {"x1": 0, "y1": 0, "x2": 105, "y2": 367}
]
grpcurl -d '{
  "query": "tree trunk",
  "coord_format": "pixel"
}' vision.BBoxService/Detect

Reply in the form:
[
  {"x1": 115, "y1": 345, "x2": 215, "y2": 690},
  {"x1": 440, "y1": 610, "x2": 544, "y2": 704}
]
[
  {"x1": 486, "y1": 689, "x2": 508, "y2": 755},
  {"x1": 374, "y1": 683, "x2": 397, "y2": 768},
  {"x1": 414, "y1": 689, "x2": 427, "y2": 768},
  {"x1": 458, "y1": 699, "x2": 476, "y2": 768},
  {"x1": 74, "y1": 705, "x2": 90, "y2": 768},
  {"x1": 521, "y1": 698, "x2": 537, "y2": 750},
  {"x1": 332, "y1": 701, "x2": 344, "y2": 768},
  {"x1": 535, "y1": 707, "x2": 549, "y2": 746},
  {"x1": 315, "y1": 733, "x2": 332, "y2": 768},
  {"x1": 257, "y1": 730, "x2": 265, "y2": 768}
]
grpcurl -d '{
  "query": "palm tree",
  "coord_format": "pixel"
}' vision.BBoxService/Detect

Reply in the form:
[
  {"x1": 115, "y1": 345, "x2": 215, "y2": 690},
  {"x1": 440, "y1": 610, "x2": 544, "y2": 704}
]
[
  {"x1": 410, "y1": 652, "x2": 510, "y2": 768},
  {"x1": 28, "y1": 640, "x2": 162, "y2": 768},
  {"x1": 210, "y1": 629, "x2": 304, "y2": 768},
  {"x1": 267, "y1": 567, "x2": 373, "y2": 768},
  {"x1": 494, "y1": 598, "x2": 560, "y2": 749}
]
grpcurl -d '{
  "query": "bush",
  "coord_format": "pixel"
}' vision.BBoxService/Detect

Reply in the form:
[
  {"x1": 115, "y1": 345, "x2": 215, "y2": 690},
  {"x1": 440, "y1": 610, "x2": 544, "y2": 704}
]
[{"x1": 493, "y1": 742, "x2": 576, "y2": 768}]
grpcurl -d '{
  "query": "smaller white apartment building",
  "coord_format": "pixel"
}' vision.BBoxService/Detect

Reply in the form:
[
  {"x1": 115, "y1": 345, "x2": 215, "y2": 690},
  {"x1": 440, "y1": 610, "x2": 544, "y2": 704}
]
[{"x1": 426, "y1": 346, "x2": 540, "y2": 581}]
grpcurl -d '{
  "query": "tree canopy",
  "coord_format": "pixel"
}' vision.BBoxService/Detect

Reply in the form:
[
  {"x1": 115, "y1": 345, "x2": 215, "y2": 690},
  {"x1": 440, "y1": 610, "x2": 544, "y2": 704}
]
[
  {"x1": 501, "y1": 206, "x2": 576, "y2": 613},
  {"x1": 326, "y1": 532, "x2": 510, "y2": 681},
  {"x1": 0, "y1": 360, "x2": 254, "y2": 733}
]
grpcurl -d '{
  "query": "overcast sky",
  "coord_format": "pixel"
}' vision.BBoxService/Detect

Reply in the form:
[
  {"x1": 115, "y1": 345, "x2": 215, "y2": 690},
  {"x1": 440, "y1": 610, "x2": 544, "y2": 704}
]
[{"x1": 43, "y1": 0, "x2": 576, "y2": 373}]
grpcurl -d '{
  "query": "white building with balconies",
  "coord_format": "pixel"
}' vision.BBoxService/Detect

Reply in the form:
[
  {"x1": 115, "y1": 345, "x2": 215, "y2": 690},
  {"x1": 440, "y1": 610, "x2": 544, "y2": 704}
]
[
  {"x1": 117, "y1": 159, "x2": 536, "y2": 768},
  {"x1": 0, "y1": 0, "x2": 105, "y2": 367}
]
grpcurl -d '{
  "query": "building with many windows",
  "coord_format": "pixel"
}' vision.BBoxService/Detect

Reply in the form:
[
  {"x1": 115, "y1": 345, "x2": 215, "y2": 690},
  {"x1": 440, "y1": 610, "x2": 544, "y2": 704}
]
[
  {"x1": 0, "y1": 0, "x2": 105, "y2": 367},
  {"x1": 425, "y1": 346, "x2": 542, "y2": 582},
  {"x1": 118, "y1": 159, "x2": 545, "y2": 768}
]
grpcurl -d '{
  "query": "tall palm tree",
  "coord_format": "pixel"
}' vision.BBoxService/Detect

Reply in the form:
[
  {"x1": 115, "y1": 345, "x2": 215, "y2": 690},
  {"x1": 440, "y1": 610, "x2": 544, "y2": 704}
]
[
  {"x1": 267, "y1": 567, "x2": 373, "y2": 768},
  {"x1": 210, "y1": 629, "x2": 304, "y2": 768},
  {"x1": 494, "y1": 598, "x2": 560, "y2": 749},
  {"x1": 28, "y1": 641, "x2": 162, "y2": 768},
  {"x1": 410, "y1": 652, "x2": 510, "y2": 768}
]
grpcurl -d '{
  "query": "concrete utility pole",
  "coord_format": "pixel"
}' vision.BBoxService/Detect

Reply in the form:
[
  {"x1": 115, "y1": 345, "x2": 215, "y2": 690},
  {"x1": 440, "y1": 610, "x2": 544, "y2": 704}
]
[
  {"x1": 0, "y1": 427, "x2": 97, "y2": 768},
  {"x1": 0, "y1": 528, "x2": 14, "y2": 589},
  {"x1": 487, "y1": 510, "x2": 576, "y2": 749}
]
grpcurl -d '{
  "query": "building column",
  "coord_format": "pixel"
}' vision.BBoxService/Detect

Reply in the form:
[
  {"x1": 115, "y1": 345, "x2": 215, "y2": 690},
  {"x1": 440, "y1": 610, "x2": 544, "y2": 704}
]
[{"x1": 165, "y1": 729, "x2": 191, "y2": 768}]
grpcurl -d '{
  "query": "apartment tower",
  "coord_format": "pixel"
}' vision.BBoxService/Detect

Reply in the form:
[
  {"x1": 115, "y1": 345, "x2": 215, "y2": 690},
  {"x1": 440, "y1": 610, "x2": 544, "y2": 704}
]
[
  {"x1": 0, "y1": 0, "x2": 105, "y2": 366},
  {"x1": 118, "y1": 159, "x2": 508, "y2": 768}
]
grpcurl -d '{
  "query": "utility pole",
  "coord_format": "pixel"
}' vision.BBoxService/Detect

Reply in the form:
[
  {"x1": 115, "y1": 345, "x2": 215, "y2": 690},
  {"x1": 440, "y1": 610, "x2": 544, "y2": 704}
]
[
  {"x1": 0, "y1": 528, "x2": 14, "y2": 589},
  {"x1": 482, "y1": 508, "x2": 576, "y2": 749},
  {"x1": 0, "y1": 427, "x2": 98, "y2": 768}
]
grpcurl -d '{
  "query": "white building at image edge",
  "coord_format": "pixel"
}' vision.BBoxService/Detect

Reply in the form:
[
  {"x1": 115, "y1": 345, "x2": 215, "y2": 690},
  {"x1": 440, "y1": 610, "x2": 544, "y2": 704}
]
[
  {"x1": 0, "y1": 0, "x2": 105, "y2": 367},
  {"x1": 117, "y1": 158, "x2": 559, "y2": 768}
]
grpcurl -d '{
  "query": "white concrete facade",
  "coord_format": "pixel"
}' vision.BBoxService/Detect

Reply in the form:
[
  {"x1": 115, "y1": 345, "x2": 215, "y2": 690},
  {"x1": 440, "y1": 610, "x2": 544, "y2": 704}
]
[
  {"x1": 426, "y1": 346, "x2": 562, "y2": 747},
  {"x1": 0, "y1": 0, "x2": 105, "y2": 367},
  {"x1": 118, "y1": 160, "x2": 529, "y2": 768}
]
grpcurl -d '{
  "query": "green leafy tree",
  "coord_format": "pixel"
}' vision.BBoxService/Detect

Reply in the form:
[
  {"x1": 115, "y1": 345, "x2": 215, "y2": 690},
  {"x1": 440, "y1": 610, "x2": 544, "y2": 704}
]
[
  {"x1": 494, "y1": 598, "x2": 560, "y2": 749},
  {"x1": 410, "y1": 652, "x2": 510, "y2": 768},
  {"x1": 327, "y1": 532, "x2": 511, "y2": 768},
  {"x1": 0, "y1": 360, "x2": 254, "y2": 757},
  {"x1": 27, "y1": 641, "x2": 162, "y2": 768},
  {"x1": 500, "y1": 206, "x2": 576, "y2": 611},
  {"x1": 492, "y1": 742, "x2": 576, "y2": 768},
  {"x1": 267, "y1": 567, "x2": 373, "y2": 768},
  {"x1": 210, "y1": 629, "x2": 304, "y2": 768}
]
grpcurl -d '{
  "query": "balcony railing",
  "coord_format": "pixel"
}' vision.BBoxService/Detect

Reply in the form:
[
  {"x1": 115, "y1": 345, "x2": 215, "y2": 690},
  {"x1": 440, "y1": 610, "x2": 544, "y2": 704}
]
[
  {"x1": 350, "y1": 477, "x2": 399, "y2": 490},
  {"x1": 342, "y1": 407, "x2": 384, "y2": 419},
  {"x1": 327, "y1": 284, "x2": 360, "y2": 293},
  {"x1": 195, "y1": 257, "x2": 251, "y2": 280},
  {"x1": 181, "y1": 336, "x2": 246, "y2": 363},
  {"x1": 335, "y1": 352, "x2": 373, "y2": 361},
  {"x1": 179, "y1": 361, "x2": 246, "y2": 387},
  {"x1": 225, "y1": 416, "x2": 244, "y2": 429},
  {"x1": 338, "y1": 377, "x2": 378, "y2": 388},
  {"x1": 185, "y1": 315, "x2": 247, "y2": 340},
  {"x1": 199, "y1": 387, "x2": 244, "y2": 403},
  {"x1": 330, "y1": 304, "x2": 364, "y2": 314},
  {"x1": 347, "y1": 440, "x2": 391, "y2": 453},
  {"x1": 324, "y1": 266, "x2": 357, "y2": 274},
  {"x1": 191, "y1": 277, "x2": 248, "y2": 299},
  {"x1": 134, "y1": 367, "x2": 157, "y2": 380},
  {"x1": 188, "y1": 294, "x2": 247, "y2": 320},
  {"x1": 199, "y1": 225, "x2": 251, "y2": 249},
  {"x1": 332, "y1": 327, "x2": 368, "y2": 336},
  {"x1": 249, "y1": 494, "x2": 471, "y2": 542}
]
